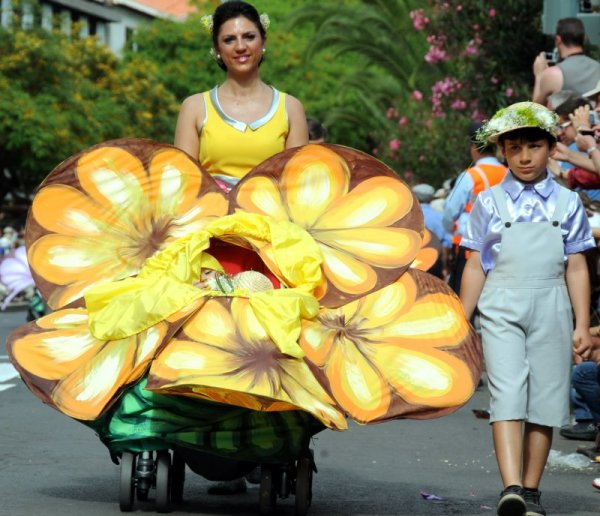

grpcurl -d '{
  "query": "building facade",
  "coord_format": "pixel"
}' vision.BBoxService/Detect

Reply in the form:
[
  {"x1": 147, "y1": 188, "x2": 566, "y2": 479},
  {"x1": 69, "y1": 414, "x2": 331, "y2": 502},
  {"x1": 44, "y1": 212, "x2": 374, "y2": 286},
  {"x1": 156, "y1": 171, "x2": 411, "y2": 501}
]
[{"x1": 0, "y1": 0, "x2": 196, "y2": 55}]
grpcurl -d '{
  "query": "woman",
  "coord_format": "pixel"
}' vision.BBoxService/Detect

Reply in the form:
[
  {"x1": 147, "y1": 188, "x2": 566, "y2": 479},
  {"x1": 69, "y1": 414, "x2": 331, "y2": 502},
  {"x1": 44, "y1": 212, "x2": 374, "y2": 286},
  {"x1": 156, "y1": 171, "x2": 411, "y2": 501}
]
[
  {"x1": 174, "y1": 0, "x2": 308, "y2": 190},
  {"x1": 174, "y1": 1, "x2": 309, "y2": 494}
]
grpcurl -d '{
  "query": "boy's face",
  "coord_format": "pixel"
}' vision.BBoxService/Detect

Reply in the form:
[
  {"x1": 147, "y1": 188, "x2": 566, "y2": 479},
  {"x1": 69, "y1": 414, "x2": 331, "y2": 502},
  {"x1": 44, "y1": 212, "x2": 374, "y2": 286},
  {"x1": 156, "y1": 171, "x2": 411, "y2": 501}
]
[{"x1": 501, "y1": 137, "x2": 554, "y2": 183}]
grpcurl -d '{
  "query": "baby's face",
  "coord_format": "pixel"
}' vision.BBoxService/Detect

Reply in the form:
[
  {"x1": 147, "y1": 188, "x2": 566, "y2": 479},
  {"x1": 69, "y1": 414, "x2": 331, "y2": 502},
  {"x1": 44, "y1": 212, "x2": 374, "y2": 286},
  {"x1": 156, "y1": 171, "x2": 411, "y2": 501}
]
[{"x1": 201, "y1": 269, "x2": 217, "y2": 280}]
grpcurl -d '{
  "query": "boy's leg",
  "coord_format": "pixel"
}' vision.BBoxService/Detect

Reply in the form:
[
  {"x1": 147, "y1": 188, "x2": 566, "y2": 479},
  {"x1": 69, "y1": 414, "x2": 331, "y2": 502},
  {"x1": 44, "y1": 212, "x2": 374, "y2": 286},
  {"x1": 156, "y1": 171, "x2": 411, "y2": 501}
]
[
  {"x1": 492, "y1": 420, "x2": 523, "y2": 486},
  {"x1": 522, "y1": 422, "x2": 553, "y2": 488}
]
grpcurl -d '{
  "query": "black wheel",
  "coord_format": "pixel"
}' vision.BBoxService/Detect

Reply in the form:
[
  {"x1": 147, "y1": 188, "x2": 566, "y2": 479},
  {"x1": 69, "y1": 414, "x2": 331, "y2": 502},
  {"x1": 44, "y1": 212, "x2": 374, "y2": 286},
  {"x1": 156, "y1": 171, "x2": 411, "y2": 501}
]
[
  {"x1": 170, "y1": 451, "x2": 185, "y2": 504},
  {"x1": 294, "y1": 456, "x2": 313, "y2": 516},
  {"x1": 136, "y1": 451, "x2": 154, "y2": 501},
  {"x1": 119, "y1": 452, "x2": 136, "y2": 512},
  {"x1": 259, "y1": 464, "x2": 277, "y2": 515},
  {"x1": 155, "y1": 450, "x2": 171, "y2": 513}
]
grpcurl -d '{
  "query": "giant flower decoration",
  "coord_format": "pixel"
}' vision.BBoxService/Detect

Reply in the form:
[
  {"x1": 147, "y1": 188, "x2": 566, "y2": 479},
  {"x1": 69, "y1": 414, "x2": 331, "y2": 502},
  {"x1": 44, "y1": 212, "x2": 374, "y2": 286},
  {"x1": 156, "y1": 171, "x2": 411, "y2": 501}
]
[
  {"x1": 26, "y1": 139, "x2": 228, "y2": 310},
  {"x1": 231, "y1": 144, "x2": 424, "y2": 307},
  {"x1": 7, "y1": 301, "x2": 204, "y2": 420},
  {"x1": 147, "y1": 297, "x2": 348, "y2": 431},
  {"x1": 411, "y1": 229, "x2": 442, "y2": 273},
  {"x1": 300, "y1": 269, "x2": 481, "y2": 424}
]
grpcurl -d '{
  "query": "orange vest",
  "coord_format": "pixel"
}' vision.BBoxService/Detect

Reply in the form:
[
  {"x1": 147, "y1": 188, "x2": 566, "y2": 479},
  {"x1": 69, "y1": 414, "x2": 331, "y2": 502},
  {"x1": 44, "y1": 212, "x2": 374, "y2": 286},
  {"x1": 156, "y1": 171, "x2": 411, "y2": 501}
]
[{"x1": 452, "y1": 162, "x2": 507, "y2": 246}]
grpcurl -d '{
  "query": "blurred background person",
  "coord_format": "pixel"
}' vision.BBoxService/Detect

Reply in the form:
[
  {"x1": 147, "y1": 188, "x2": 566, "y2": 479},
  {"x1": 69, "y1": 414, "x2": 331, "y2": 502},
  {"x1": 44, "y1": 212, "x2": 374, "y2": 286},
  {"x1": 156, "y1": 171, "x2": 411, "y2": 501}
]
[{"x1": 532, "y1": 17, "x2": 600, "y2": 106}]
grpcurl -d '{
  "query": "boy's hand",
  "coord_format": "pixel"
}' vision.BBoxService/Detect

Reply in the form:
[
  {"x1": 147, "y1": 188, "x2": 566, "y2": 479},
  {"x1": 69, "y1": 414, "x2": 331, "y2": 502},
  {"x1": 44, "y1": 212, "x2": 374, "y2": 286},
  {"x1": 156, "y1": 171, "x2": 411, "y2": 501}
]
[{"x1": 573, "y1": 326, "x2": 593, "y2": 362}]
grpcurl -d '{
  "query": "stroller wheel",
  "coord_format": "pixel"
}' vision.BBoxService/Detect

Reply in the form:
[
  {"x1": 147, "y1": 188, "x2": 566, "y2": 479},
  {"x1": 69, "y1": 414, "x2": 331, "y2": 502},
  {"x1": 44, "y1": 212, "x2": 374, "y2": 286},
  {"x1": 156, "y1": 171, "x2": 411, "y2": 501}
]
[
  {"x1": 259, "y1": 464, "x2": 277, "y2": 514},
  {"x1": 294, "y1": 453, "x2": 313, "y2": 516},
  {"x1": 170, "y1": 451, "x2": 186, "y2": 504},
  {"x1": 136, "y1": 451, "x2": 154, "y2": 501},
  {"x1": 155, "y1": 450, "x2": 171, "y2": 513},
  {"x1": 119, "y1": 452, "x2": 136, "y2": 512}
]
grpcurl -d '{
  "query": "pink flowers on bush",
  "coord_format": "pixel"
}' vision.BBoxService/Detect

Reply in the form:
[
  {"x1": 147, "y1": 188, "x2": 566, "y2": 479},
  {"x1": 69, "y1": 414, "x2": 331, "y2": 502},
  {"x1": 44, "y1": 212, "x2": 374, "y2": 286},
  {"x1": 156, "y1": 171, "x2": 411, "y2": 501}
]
[
  {"x1": 410, "y1": 9, "x2": 429, "y2": 31},
  {"x1": 412, "y1": 90, "x2": 423, "y2": 101},
  {"x1": 425, "y1": 46, "x2": 449, "y2": 64},
  {"x1": 389, "y1": 139, "x2": 400, "y2": 151}
]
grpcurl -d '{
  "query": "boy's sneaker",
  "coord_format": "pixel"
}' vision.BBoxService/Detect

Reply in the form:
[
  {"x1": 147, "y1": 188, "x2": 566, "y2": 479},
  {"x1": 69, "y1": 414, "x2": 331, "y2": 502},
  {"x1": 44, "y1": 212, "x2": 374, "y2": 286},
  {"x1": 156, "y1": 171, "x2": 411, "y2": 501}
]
[
  {"x1": 497, "y1": 485, "x2": 526, "y2": 515},
  {"x1": 523, "y1": 488, "x2": 546, "y2": 516}
]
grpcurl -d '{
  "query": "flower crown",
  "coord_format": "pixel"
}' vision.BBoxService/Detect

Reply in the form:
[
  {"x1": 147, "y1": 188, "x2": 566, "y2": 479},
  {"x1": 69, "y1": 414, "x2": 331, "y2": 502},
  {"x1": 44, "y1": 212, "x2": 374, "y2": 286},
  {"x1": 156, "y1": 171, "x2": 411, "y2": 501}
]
[
  {"x1": 476, "y1": 101, "x2": 558, "y2": 144},
  {"x1": 200, "y1": 13, "x2": 270, "y2": 34}
]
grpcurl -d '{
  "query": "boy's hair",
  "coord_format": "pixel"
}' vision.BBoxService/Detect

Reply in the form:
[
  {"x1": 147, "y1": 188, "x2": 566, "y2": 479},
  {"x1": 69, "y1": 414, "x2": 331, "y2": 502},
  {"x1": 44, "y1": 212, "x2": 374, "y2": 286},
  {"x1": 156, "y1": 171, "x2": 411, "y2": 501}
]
[
  {"x1": 555, "y1": 96, "x2": 591, "y2": 117},
  {"x1": 498, "y1": 127, "x2": 556, "y2": 147}
]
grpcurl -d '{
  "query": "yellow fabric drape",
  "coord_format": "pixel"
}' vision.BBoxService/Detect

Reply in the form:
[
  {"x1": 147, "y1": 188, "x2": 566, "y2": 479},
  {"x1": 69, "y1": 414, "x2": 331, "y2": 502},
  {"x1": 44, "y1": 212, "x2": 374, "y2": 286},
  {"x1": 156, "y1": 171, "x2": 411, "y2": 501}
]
[{"x1": 84, "y1": 212, "x2": 324, "y2": 358}]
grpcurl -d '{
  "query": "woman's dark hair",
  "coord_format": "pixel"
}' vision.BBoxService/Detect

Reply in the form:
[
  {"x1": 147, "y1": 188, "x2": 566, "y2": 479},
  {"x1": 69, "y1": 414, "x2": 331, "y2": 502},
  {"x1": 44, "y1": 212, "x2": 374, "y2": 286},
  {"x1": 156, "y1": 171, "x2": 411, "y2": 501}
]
[
  {"x1": 498, "y1": 127, "x2": 556, "y2": 147},
  {"x1": 212, "y1": 1, "x2": 266, "y2": 70}
]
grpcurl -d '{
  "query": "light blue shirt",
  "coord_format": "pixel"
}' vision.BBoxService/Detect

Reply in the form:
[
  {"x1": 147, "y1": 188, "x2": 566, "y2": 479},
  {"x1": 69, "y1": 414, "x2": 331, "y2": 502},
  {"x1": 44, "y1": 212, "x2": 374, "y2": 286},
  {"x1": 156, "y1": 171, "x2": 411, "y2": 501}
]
[
  {"x1": 421, "y1": 203, "x2": 452, "y2": 248},
  {"x1": 442, "y1": 157, "x2": 506, "y2": 237},
  {"x1": 461, "y1": 170, "x2": 595, "y2": 274}
]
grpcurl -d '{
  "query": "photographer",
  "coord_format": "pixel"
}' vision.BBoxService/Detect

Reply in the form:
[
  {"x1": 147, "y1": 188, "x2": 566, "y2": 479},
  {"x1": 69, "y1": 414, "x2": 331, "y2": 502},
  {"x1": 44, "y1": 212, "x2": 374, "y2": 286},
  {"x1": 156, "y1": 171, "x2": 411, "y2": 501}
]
[{"x1": 532, "y1": 17, "x2": 600, "y2": 106}]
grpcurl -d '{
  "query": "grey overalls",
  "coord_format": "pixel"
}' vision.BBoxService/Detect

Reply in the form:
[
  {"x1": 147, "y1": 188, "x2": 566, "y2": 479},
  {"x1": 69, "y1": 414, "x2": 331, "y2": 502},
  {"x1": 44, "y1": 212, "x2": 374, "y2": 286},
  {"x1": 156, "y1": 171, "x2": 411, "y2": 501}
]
[{"x1": 477, "y1": 185, "x2": 572, "y2": 427}]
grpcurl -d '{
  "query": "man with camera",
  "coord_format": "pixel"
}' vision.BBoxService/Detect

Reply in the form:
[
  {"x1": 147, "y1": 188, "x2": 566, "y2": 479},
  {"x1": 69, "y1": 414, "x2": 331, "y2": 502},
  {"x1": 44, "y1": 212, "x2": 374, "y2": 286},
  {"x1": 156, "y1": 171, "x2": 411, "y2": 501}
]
[{"x1": 533, "y1": 17, "x2": 600, "y2": 106}]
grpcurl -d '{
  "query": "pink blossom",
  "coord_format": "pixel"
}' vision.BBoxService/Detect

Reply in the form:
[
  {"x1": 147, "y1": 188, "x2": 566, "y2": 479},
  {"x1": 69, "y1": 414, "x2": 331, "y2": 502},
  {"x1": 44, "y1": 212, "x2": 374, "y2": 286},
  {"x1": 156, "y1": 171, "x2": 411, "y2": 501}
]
[
  {"x1": 412, "y1": 90, "x2": 423, "y2": 101},
  {"x1": 456, "y1": 4, "x2": 463, "y2": 11},
  {"x1": 404, "y1": 170, "x2": 414, "y2": 181},
  {"x1": 372, "y1": 148, "x2": 379, "y2": 155},
  {"x1": 488, "y1": 8, "x2": 496, "y2": 17},
  {"x1": 471, "y1": 109, "x2": 486, "y2": 122},
  {"x1": 386, "y1": 107, "x2": 399, "y2": 119},
  {"x1": 389, "y1": 139, "x2": 401, "y2": 151},
  {"x1": 451, "y1": 99, "x2": 467, "y2": 110},
  {"x1": 425, "y1": 46, "x2": 449, "y2": 64},
  {"x1": 409, "y1": 9, "x2": 429, "y2": 31},
  {"x1": 490, "y1": 76, "x2": 499, "y2": 84},
  {"x1": 462, "y1": 41, "x2": 479, "y2": 57},
  {"x1": 505, "y1": 88, "x2": 514, "y2": 98},
  {"x1": 398, "y1": 116, "x2": 409, "y2": 126}
]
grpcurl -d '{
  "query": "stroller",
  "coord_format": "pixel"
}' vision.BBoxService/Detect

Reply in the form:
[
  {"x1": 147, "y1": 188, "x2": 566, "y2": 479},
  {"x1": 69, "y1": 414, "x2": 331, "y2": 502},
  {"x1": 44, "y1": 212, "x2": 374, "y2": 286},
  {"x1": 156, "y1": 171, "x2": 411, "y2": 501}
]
[{"x1": 7, "y1": 139, "x2": 482, "y2": 514}]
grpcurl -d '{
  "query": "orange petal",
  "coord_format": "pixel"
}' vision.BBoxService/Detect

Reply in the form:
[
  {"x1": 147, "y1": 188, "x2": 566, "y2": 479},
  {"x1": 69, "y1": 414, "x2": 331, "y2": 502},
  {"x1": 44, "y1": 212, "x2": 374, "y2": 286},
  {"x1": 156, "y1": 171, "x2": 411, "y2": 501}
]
[
  {"x1": 281, "y1": 145, "x2": 350, "y2": 228},
  {"x1": 234, "y1": 176, "x2": 289, "y2": 221},
  {"x1": 181, "y1": 299, "x2": 238, "y2": 348},
  {"x1": 326, "y1": 337, "x2": 390, "y2": 421},
  {"x1": 319, "y1": 244, "x2": 377, "y2": 294},
  {"x1": 299, "y1": 318, "x2": 336, "y2": 366},
  {"x1": 315, "y1": 227, "x2": 422, "y2": 268},
  {"x1": 411, "y1": 247, "x2": 439, "y2": 272},
  {"x1": 315, "y1": 176, "x2": 413, "y2": 229},
  {"x1": 76, "y1": 146, "x2": 148, "y2": 211},
  {"x1": 358, "y1": 274, "x2": 418, "y2": 329}
]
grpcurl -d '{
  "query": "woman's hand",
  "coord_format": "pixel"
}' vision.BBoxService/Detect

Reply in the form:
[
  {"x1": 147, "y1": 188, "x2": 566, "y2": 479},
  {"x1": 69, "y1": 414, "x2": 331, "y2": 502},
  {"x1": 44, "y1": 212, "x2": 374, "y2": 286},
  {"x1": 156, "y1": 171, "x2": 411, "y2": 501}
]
[{"x1": 570, "y1": 104, "x2": 591, "y2": 132}]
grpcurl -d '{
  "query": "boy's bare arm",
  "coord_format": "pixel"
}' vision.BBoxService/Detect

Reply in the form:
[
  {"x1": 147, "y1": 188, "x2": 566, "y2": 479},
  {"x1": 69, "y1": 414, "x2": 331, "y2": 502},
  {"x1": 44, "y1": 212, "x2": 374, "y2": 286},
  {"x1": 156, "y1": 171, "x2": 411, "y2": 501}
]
[
  {"x1": 459, "y1": 251, "x2": 486, "y2": 320},
  {"x1": 566, "y1": 252, "x2": 592, "y2": 360}
]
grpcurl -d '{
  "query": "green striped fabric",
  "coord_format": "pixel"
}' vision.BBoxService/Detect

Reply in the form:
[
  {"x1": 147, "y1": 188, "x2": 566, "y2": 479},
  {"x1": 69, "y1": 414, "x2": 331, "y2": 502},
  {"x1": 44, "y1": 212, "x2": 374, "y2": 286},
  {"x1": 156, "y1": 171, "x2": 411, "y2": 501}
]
[{"x1": 87, "y1": 378, "x2": 325, "y2": 464}]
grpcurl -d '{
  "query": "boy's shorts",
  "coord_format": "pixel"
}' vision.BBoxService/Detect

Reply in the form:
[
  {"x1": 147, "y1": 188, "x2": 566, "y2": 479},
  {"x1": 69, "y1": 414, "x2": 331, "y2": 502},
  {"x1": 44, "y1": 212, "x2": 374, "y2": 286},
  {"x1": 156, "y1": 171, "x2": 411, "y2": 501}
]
[{"x1": 478, "y1": 284, "x2": 572, "y2": 427}]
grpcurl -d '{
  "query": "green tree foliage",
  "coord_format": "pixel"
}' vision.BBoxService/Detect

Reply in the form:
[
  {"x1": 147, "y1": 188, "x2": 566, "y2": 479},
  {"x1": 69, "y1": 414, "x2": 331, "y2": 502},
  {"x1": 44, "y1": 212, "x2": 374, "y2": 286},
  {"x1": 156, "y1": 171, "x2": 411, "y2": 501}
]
[
  {"x1": 291, "y1": 0, "x2": 550, "y2": 185},
  {"x1": 0, "y1": 4, "x2": 178, "y2": 205}
]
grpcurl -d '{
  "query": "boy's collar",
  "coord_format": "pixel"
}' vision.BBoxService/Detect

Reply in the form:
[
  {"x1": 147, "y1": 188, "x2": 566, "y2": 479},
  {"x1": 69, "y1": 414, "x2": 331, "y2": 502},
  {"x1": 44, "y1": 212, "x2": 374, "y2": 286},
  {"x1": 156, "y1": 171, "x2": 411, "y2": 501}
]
[{"x1": 502, "y1": 169, "x2": 555, "y2": 200}]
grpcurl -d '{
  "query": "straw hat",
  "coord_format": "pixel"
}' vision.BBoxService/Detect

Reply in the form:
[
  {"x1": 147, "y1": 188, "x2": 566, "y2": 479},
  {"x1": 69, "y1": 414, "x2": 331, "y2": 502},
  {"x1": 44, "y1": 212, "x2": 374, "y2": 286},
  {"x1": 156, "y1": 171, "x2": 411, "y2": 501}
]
[{"x1": 476, "y1": 102, "x2": 558, "y2": 144}]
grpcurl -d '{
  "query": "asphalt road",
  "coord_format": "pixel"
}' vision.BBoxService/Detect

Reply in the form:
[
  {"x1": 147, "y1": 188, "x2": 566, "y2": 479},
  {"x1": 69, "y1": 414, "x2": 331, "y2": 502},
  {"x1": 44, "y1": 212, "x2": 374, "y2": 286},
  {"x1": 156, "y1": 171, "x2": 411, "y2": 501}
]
[{"x1": 1, "y1": 309, "x2": 599, "y2": 515}]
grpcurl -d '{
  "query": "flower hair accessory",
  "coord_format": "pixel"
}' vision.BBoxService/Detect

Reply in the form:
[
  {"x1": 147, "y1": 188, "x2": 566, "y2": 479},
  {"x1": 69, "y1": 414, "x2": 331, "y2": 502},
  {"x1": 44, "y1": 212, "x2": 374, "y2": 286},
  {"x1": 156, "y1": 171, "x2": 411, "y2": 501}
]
[
  {"x1": 200, "y1": 12, "x2": 270, "y2": 34},
  {"x1": 476, "y1": 101, "x2": 559, "y2": 144},
  {"x1": 200, "y1": 14, "x2": 213, "y2": 33}
]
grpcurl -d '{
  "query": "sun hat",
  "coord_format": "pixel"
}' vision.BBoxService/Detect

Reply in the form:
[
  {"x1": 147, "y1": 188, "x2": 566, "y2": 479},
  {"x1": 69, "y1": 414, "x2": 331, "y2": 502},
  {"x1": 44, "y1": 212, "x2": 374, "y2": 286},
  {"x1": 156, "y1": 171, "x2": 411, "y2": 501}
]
[
  {"x1": 475, "y1": 101, "x2": 558, "y2": 144},
  {"x1": 412, "y1": 183, "x2": 435, "y2": 203},
  {"x1": 583, "y1": 79, "x2": 600, "y2": 100}
]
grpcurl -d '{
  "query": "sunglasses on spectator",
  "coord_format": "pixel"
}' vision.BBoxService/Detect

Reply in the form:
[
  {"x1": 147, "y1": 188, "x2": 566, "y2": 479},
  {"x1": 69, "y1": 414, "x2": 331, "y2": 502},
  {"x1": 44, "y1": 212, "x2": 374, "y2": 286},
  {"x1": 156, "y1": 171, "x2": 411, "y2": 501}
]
[{"x1": 557, "y1": 121, "x2": 572, "y2": 130}]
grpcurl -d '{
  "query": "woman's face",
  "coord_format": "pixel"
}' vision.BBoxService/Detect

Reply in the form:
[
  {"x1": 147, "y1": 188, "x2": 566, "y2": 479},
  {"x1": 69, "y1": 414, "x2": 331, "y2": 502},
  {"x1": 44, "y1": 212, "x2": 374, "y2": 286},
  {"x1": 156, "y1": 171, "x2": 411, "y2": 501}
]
[{"x1": 215, "y1": 16, "x2": 264, "y2": 73}]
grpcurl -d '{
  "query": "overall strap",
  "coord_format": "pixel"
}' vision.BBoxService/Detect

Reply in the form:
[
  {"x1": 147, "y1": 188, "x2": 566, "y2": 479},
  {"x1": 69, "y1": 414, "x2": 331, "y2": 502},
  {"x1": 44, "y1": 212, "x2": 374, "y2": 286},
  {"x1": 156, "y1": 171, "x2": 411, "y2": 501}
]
[
  {"x1": 490, "y1": 185, "x2": 512, "y2": 224},
  {"x1": 552, "y1": 186, "x2": 570, "y2": 224}
]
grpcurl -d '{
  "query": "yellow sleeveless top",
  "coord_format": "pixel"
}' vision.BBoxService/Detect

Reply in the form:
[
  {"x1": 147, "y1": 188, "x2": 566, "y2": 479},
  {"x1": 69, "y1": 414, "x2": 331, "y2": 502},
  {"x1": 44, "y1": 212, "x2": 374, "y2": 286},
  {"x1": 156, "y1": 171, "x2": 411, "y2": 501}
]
[{"x1": 199, "y1": 86, "x2": 289, "y2": 179}]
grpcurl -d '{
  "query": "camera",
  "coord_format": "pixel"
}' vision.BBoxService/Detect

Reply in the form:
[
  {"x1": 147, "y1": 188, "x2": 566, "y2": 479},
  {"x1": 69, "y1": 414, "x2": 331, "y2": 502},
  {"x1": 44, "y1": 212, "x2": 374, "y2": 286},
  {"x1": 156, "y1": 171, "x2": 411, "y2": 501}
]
[
  {"x1": 544, "y1": 49, "x2": 558, "y2": 65},
  {"x1": 590, "y1": 111, "x2": 600, "y2": 126}
]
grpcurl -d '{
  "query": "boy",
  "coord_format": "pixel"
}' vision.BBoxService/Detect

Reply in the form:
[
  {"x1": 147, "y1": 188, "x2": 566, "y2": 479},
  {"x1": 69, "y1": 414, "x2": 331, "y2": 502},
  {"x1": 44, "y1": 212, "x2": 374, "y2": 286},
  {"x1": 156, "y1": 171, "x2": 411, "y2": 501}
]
[{"x1": 460, "y1": 102, "x2": 595, "y2": 516}]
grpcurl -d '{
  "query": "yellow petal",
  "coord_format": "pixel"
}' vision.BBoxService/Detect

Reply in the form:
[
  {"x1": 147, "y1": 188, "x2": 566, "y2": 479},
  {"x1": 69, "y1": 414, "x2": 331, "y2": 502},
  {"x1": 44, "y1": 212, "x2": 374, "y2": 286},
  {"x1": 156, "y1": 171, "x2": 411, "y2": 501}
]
[
  {"x1": 35, "y1": 309, "x2": 89, "y2": 330},
  {"x1": 232, "y1": 297, "x2": 269, "y2": 343},
  {"x1": 52, "y1": 339, "x2": 135, "y2": 419},
  {"x1": 319, "y1": 244, "x2": 377, "y2": 294},
  {"x1": 381, "y1": 293, "x2": 469, "y2": 347},
  {"x1": 281, "y1": 145, "x2": 350, "y2": 228},
  {"x1": 359, "y1": 274, "x2": 418, "y2": 329},
  {"x1": 315, "y1": 176, "x2": 413, "y2": 229},
  {"x1": 234, "y1": 176, "x2": 289, "y2": 221},
  {"x1": 182, "y1": 299, "x2": 237, "y2": 348},
  {"x1": 326, "y1": 337, "x2": 390, "y2": 421},
  {"x1": 76, "y1": 146, "x2": 147, "y2": 211},
  {"x1": 31, "y1": 185, "x2": 125, "y2": 237},
  {"x1": 299, "y1": 319, "x2": 336, "y2": 366},
  {"x1": 316, "y1": 227, "x2": 422, "y2": 268},
  {"x1": 371, "y1": 345, "x2": 476, "y2": 407},
  {"x1": 11, "y1": 327, "x2": 100, "y2": 380}
]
